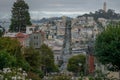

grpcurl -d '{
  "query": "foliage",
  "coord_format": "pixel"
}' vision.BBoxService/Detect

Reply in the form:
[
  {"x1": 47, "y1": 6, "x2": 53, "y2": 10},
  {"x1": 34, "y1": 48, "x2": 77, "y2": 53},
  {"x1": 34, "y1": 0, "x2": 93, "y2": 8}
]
[
  {"x1": 87, "y1": 70, "x2": 117, "y2": 80},
  {"x1": 67, "y1": 54, "x2": 86, "y2": 74},
  {"x1": 23, "y1": 47, "x2": 41, "y2": 69},
  {"x1": 0, "y1": 37, "x2": 30, "y2": 71},
  {"x1": 78, "y1": 70, "x2": 117, "y2": 80},
  {"x1": 52, "y1": 74, "x2": 71, "y2": 80},
  {"x1": 0, "y1": 37, "x2": 44, "y2": 78},
  {"x1": 27, "y1": 71, "x2": 42, "y2": 80},
  {"x1": 0, "y1": 37, "x2": 21, "y2": 55},
  {"x1": 39, "y1": 44, "x2": 58, "y2": 73},
  {"x1": 10, "y1": 0, "x2": 32, "y2": 32},
  {"x1": 31, "y1": 69, "x2": 44, "y2": 79},
  {"x1": 16, "y1": 59, "x2": 30, "y2": 71},
  {"x1": 94, "y1": 70, "x2": 109, "y2": 80},
  {"x1": 0, "y1": 68, "x2": 31, "y2": 80},
  {"x1": 0, "y1": 37, "x2": 45, "y2": 79},
  {"x1": 23, "y1": 47, "x2": 45, "y2": 78},
  {"x1": 0, "y1": 25, "x2": 5, "y2": 37},
  {"x1": 95, "y1": 25, "x2": 120, "y2": 69},
  {"x1": 0, "y1": 37, "x2": 21, "y2": 58},
  {"x1": 0, "y1": 50, "x2": 16, "y2": 69},
  {"x1": 0, "y1": 30, "x2": 3, "y2": 37},
  {"x1": 78, "y1": 9, "x2": 120, "y2": 21}
]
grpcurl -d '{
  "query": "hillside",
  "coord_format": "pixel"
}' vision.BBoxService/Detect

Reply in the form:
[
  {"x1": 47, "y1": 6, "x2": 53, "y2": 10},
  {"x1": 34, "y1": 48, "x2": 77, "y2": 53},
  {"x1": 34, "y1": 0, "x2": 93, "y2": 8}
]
[{"x1": 77, "y1": 9, "x2": 120, "y2": 21}]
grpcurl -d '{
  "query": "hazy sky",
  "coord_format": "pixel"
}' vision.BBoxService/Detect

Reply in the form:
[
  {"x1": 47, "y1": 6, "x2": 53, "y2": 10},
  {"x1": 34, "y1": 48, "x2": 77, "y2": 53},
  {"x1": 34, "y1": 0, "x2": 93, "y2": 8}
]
[{"x1": 0, "y1": 0, "x2": 120, "y2": 19}]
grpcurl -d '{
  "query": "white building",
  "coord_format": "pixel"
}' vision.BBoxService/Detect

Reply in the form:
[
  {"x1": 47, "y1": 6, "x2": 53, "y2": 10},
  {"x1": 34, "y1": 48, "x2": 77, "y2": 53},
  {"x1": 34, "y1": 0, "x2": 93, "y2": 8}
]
[
  {"x1": 3, "y1": 32, "x2": 17, "y2": 38},
  {"x1": 98, "y1": 18, "x2": 107, "y2": 27},
  {"x1": 26, "y1": 25, "x2": 36, "y2": 34}
]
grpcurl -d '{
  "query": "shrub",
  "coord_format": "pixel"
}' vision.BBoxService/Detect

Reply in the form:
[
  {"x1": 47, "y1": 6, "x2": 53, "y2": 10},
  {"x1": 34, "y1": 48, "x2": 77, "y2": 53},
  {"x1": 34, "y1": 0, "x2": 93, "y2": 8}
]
[
  {"x1": 0, "y1": 68, "x2": 31, "y2": 80},
  {"x1": 28, "y1": 71, "x2": 41, "y2": 80},
  {"x1": 31, "y1": 69, "x2": 44, "y2": 78},
  {"x1": 16, "y1": 59, "x2": 31, "y2": 71},
  {"x1": 52, "y1": 74, "x2": 71, "y2": 80},
  {"x1": 0, "y1": 50, "x2": 16, "y2": 69}
]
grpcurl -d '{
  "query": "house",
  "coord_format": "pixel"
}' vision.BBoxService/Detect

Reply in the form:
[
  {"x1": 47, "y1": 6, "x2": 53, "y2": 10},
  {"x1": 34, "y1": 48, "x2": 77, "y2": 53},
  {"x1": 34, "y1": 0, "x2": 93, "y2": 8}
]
[
  {"x1": 26, "y1": 25, "x2": 36, "y2": 34},
  {"x1": 52, "y1": 46, "x2": 62, "y2": 64},
  {"x1": 15, "y1": 32, "x2": 29, "y2": 47},
  {"x1": 3, "y1": 32, "x2": 29, "y2": 47},
  {"x1": 98, "y1": 18, "x2": 107, "y2": 27},
  {"x1": 3, "y1": 32, "x2": 17, "y2": 38},
  {"x1": 29, "y1": 31, "x2": 44, "y2": 49}
]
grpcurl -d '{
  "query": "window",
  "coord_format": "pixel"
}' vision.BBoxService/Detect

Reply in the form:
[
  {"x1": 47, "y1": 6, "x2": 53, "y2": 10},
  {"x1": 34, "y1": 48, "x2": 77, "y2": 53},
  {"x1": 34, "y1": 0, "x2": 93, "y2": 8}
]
[
  {"x1": 57, "y1": 56, "x2": 59, "y2": 60},
  {"x1": 36, "y1": 36, "x2": 38, "y2": 39},
  {"x1": 34, "y1": 42, "x2": 38, "y2": 46},
  {"x1": 29, "y1": 28, "x2": 33, "y2": 31},
  {"x1": 34, "y1": 36, "x2": 38, "y2": 39},
  {"x1": 34, "y1": 36, "x2": 35, "y2": 39},
  {"x1": 36, "y1": 43, "x2": 38, "y2": 46}
]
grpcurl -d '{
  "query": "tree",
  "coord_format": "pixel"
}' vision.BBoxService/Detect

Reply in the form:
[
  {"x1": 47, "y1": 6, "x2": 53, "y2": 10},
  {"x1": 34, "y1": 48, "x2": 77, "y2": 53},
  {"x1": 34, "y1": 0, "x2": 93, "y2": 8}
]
[
  {"x1": 0, "y1": 37, "x2": 21, "y2": 56},
  {"x1": 0, "y1": 30, "x2": 3, "y2": 37},
  {"x1": 39, "y1": 44, "x2": 58, "y2": 73},
  {"x1": 95, "y1": 25, "x2": 120, "y2": 71},
  {"x1": 10, "y1": 0, "x2": 32, "y2": 32},
  {"x1": 23, "y1": 47, "x2": 41, "y2": 69},
  {"x1": 0, "y1": 25, "x2": 5, "y2": 37},
  {"x1": 23, "y1": 47, "x2": 44, "y2": 79},
  {"x1": 0, "y1": 37, "x2": 30, "y2": 71},
  {"x1": 67, "y1": 54, "x2": 86, "y2": 75},
  {"x1": 0, "y1": 50, "x2": 16, "y2": 69}
]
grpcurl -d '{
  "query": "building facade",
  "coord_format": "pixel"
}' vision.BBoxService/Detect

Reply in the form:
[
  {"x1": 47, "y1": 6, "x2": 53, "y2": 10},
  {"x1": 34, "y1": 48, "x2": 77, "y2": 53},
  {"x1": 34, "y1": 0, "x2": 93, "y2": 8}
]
[{"x1": 29, "y1": 31, "x2": 44, "y2": 49}]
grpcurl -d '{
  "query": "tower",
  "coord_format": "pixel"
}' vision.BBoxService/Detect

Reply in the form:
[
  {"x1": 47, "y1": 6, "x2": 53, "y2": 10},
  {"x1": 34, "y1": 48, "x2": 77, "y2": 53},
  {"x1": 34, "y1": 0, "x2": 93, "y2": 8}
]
[{"x1": 103, "y1": 2, "x2": 107, "y2": 12}]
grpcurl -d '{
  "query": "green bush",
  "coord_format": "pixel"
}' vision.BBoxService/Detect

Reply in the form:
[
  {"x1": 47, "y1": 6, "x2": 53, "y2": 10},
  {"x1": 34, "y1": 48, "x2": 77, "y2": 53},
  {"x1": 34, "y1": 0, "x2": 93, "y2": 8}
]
[
  {"x1": 16, "y1": 59, "x2": 31, "y2": 71},
  {"x1": 52, "y1": 74, "x2": 71, "y2": 80},
  {"x1": 88, "y1": 77, "x2": 94, "y2": 80},
  {"x1": 0, "y1": 68, "x2": 31, "y2": 80},
  {"x1": 0, "y1": 50, "x2": 16, "y2": 69},
  {"x1": 32, "y1": 69, "x2": 44, "y2": 78},
  {"x1": 28, "y1": 71, "x2": 41, "y2": 80},
  {"x1": 67, "y1": 54, "x2": 86, "y2": 74}
]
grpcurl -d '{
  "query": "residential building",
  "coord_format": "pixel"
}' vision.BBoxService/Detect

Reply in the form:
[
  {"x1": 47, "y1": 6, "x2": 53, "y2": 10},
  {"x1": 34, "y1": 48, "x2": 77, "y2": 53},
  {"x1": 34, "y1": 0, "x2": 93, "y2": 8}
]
[
  {"x1": 3, "y1": 32, "x2": 17, "y2": 38},
  {"x1": 29, "y1": 31, "x2": 44, "y2": 49},
  {"x1": 3, "y1": 32, "x2": 29, "y2": 47},
  {"x1": 98, "y1": 18, "x2": 107, "y2": 27},
  {"x1": 15, "y1": 32, "x2": 29, "y2": 47},
  {"x1": 26, "y1": 25, "x2": 36, "y2": 34}
]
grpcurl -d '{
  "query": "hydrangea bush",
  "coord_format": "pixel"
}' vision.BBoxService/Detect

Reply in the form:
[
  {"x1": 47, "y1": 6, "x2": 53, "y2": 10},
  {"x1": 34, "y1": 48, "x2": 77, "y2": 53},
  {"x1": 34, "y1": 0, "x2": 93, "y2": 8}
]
[{"x1": 0, "y1": 68, "x2": 32, "y2": 80}]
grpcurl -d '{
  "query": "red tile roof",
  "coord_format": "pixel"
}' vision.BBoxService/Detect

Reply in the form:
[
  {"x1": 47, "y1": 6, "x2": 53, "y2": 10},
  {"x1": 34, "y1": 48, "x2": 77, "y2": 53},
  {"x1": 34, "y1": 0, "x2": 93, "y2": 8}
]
[{"x1": 15, "y1": 32, "x2": 29, "y2": 46}]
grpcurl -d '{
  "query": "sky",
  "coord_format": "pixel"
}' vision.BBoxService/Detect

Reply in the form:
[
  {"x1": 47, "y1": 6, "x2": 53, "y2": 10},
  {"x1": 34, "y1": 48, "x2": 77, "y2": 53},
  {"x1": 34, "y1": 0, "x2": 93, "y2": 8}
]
[{"x1": 0, "y1": 0, "x2": 120, "y2": 19}]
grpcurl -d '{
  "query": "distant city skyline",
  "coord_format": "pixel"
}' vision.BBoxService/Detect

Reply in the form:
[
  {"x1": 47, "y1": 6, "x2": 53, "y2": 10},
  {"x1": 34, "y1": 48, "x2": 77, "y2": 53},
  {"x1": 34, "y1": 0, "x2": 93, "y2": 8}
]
[{"x1": 0, "y1": 0, "x2": 120, "y2": 19}]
